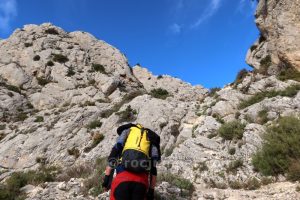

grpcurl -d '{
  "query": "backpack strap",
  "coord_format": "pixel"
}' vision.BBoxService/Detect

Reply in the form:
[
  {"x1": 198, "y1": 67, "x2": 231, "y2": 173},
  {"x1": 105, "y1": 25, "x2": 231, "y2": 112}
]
[{"x1": 117, "y1": 123, "x2": 136, "y2": 135}]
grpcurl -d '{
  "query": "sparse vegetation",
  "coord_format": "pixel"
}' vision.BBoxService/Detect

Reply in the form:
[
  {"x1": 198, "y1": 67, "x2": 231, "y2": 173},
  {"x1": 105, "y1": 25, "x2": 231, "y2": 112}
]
[
  {"x1": 34, "y1": 116, "x2": 44, "y2": 123},
  {"x1": 226, "y1": 159, "x2": 243, "y2": 173},
  {"x1": 15, "y1": 113, "x2": 28, "y2": 122},
  {"x1": 258, "y1": 55, "x2": 272, "y2": 75},
  {"x1": 56, "y1": 163, "x2": 93, "y2": 182},
  {"x1": 218, "y1": 120, "x2": 245, "y2": 140},
  {"x1": 37, "y1": 77, "x2": 50, "y2": 86},
  {"x1": 116, "y1": 105, "x2": 137, "y2": 123},
  {"x1": 250, "y1": 44, "x2": 257, "y2": 52},
  {"x1": 0, "y1": 166, "x2": 58, "y2": 200},
  {"x1": 239, "y1": 84, "x2": 300, "y2": 109},
  {"x1": 164, "y1": 145, "x2": 175, "y2": 157},
  {"x1": 235, "y1": 68, "x2": 249, "y2": 85},
  {"x1": 209, "y1": 87, "x2": 221, "y2": 97},
  {"x1": 278, "y1": 65, "x2": 300, "y2": 82},
  {"x1": 2, "y1": 83, "x2": 21, "y2": 93},
  {"x1": 157, "y1": 172, "x2": 194, "y2": 197},
  {"x1": 67, "y1": 147, "x2": 80, "y2": 158},
  {"x1": 0, "y1": 124, "x2": 6, "y2": 130},
  {"x1": 87, "y1": 120, "x2": 102, "y2": 130},
  {"x1": 157, "y1": 75, "x2": 163, "y2": 79},
  {"x1": 150, "y1": 88, "x2": 169, "y2": 100},
  {"x1": 84, "y1": 133, "x2": 105, "y2": 153},
  {"x1": 45, "y1": 28, "x2": 59, "y2": 35},
  {"x1": 52, "y1": 54, "x2": 69, "y2": 63},
  {"x1": 252, "y1": 116, "x2": 300, "y2": 180},
  {"x1": 66, "y1": 67, "x2": 75, "y2": 76},
  {"x1": 91, "y1": 63, "x2": 106, "y2": 74},
  {"x1": 24, "y1": 42, "x2": 33, "y2": 47},
  {"x1": 228, "y1": 180, "x2": 243, "y2": 189},
  {"x1": 82, "y1": 158, "x2": 107, "y2": 197},
  {"x1": 257, "y1": 109, "x2": 268, "y2": 124}
]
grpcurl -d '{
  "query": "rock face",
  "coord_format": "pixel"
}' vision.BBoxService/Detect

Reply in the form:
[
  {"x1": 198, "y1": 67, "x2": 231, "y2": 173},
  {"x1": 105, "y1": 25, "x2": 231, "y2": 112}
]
[
  {"x1": 246, "y1": 0, "x2": 300, "y2": 73},
  {"x1": 0, "y1": 7, "x2": 300, "y2": 199}
]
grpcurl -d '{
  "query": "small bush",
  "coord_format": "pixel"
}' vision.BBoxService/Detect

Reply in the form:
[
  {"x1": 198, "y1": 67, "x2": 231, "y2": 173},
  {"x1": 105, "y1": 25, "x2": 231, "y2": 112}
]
[
  {"x1": 0, "y1": 167, "x2": 58, "y2": 200},
  {"x1": 226, "y1": 159, "x2": 243, "y2": 173},
  {"x1": 235, "y1": 68, "x2": 248, "y2": 85},
  {"x1": 252, "y1": 116, "x2": 300, "y2": 178},
  {"x1": 250, "y1": 45, "x2": 257, "y2": 52},
  {"x1": 56, "y1": 163, "x2": 93, "y2": 182},
  {"x1": 34, "y1": 116, "x2": 44, "y2": 123},
  {"x1": 46, "y1": 60, "x2": 54, "y2": 66},
  {"x1": 66, "y1": 67, "x2": 75, "y2": 77},
  {"x1": 239, "y1": 84, "x2": 300, "y2": 109},
  {"x1": 91, "y1": 63, "x2": 106, "y2": 74},
  {"x1": 278, "y1": 65, "x2": 300, "y2": 82},
  {"x1": 68, "y1": 147, "x2": 80, "y2": 158},
  {"x1": 53, "y1": 54, "x2": 69, "y2": 63},
  {"x1": 45, "y1": 28, "x2": 59, "y2": 35},
  {"x1": 258, "y1": 55, "x2": 272, "y2": 75},
  {"x1": 87, "y1": 120, "x2": 102, "y2": 129},
  {"x1": 24, "y1": 42, "x2": 33, "y2": 47},
  {"x1": 82, "y1": 158, "x2": 107, "y2": 197},
  {"x1": 6, "y1": 84, "x2": 21, "y2": 93},
  {"x1": 15, "y1": 113, "x2": 28, "y2": 122},
  {"x1": 37, "y1": 77, "x2": 50, "y2": 86},
  {"x1": 157, "y1": 173, "x2": 194, "y2": 195},
  {"x1": 218, "y1": 121, "x2": 245, "y2": 140},
  {"x1": 244, "y1": 178, "x2": 261, "y2": 190},
  {"x1": 36, "y1": 157, "x2": 47, "y2": 165},
  {"x1": 116, "y1": 105, "x2": 137, "y2": 123},
  {"x1": 209, "y1": 87, "x2": 221, "y2": 97},
  {"x1": 257, "y1": 109, "x2": 268, "y2": 124},
  {"x1": 33, "y1": 55, "x2": 40, "y2": 61},
  {"x1": 150, "y1": 88, "x2": 169, "y2": 100},
  {"x1": 229, "y1": 181, "x2": 243, "y2": 189},
  {"x1": 88, "y1": 79, "x2": 96, "y2": 85},
  {"x1": 157, "y1": 75, "x2": 163, "y2": 79},
  {"x1": 0, "y1": 124, "x2": 6, "y2": 130},
  {"x1": 228, "y1": 147, "x2": 236, "y2": 155},
  {"x1": 164, "y1": 145, "x2": 175, "y2": 157},
  {"x1": 287, "y1": 160, "x2": 300, "y2": 182}
]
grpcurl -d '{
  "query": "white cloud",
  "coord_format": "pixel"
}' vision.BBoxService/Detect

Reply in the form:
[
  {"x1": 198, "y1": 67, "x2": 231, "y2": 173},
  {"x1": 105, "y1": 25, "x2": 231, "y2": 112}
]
[
  {"x1": 0, "y1": 0, "x2": 17, "y2": 32},
  {"x1": 169, "y1": 23, "x2": 182, "y2": 34},
  {"x1": 191, "y1": 0, "x2": 222, "y2": 28}
]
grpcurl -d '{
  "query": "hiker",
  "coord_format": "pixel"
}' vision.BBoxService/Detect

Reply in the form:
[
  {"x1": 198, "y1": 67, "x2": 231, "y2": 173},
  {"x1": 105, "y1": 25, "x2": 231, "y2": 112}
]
[{"x1": 102, "y1": 123, "x2": 161, "y2": 200}]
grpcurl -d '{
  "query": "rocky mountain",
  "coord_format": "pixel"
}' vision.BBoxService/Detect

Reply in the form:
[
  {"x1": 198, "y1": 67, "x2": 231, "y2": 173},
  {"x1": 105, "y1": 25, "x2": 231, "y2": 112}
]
[{"x1": 0, "y1": 1, "x2": 300, "y2": 200}]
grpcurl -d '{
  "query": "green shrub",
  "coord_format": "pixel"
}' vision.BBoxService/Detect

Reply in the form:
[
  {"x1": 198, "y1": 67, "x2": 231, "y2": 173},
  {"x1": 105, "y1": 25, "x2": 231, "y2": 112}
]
[
  {"x1": 0, "y1": 167, "x2": 58, "y2": 200},
  {"x1": 46, "y1": 60, "x2": 54, "y2": 66},
  {"x1": 228, "y1": 147, "x2": 236, "y2": 155},
  {"x1": 34, "y1": 116, "x2": 44, "y2": 123},
  {"x1": 66, "y1": 67, "x2": 75, "y2": 77},
  {"x1": 15, "y1": 113, "x2": 28, "y2": 122},
  {"x1": 258, "y1": 55, "x2": 272, "y2": 75},
  {"x1": 53, "y1": 54, "x2": 69, "y2": 63},
  {"x1": 226, "y1": 159, "x2": 243, "y2": 173},
  {"x1": 84, "y1": 133, "x2": 105, "y2": 153},
  {"x1": 157, "y1": 75, "x2": 163, "y2": 79},
  {"x1": 87, "y1": 120, "x2": 102, "y2": 129},
  {"x1": 250, "y1": 45, "x2": 257, "y2": 52},
  {"x1": 287, "y1": 160, "x2": 300, "y2": 182},
  {"x1": 24, "y1": 42, "x2": 33, "y2": 47},
  {"x1": 235, "y1": 68, "x2": 248, "y2": 85},
  {"x1": 37, "y1": 77, "x2": 50, "y2": 86},
  {"x1": 252, "y1": 116, "x2": 300, "y2": 178},
  {"x1": 150, "y1": 88, "x2": 169, "y2": 100},
  {"x1": 45, "y1": 28, "x2": 59, "y2": 35},
  {"x1": 6, "y1": 84, "x2": 21, "y2": 93},
  {"x1": 278, "y1": 66, "x2": 300, "y2": 82},
  {"x1": 157, "y1": 173, "x2": 194, "y2": 196},
  {"x1": 82, "y1": 158, "x2": 107, "y2": 197},
  {"x1": 116, "y1": 105, "x2": 137, "y2": 123},
  {"x1": 209, "y1": 87, "x2": 221, "y2": 97},
  {"x1": 0, "y1": 124, "x2": 6, "y2": 130},
  {"x1": 33, "y1": 55, "x2": 40, "y2": 61},
  {"x1": 218, "y1": 121, "x2": 245, "y2": 140},
  {"x1": 257, "y1": 109, "x2": 269, "y2": 124},
  {"x1": 91, "y1": 64, "x2": 106, "y2": 74},
  {"x1": 244, "y1": 178, "x2": 261, "y2": 190},
  {"x1": 239, "y1": 84, "x2": 300, "y2": 109},
  {"x1": 228, "y1": 180, "x2": 243, "y2": 189},
  {"x1": 67, "y1": 147, "x2": 80, "y2": 158},
  {"x1": 164, "y1": 145, "x2": 175, "y2": 157}
]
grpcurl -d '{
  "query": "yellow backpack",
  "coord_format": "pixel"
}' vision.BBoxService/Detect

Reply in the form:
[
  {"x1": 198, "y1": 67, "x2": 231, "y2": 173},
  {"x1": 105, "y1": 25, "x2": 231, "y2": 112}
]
[{"x1": 121, "y1": 124, "x2": 151, "y2": 172}]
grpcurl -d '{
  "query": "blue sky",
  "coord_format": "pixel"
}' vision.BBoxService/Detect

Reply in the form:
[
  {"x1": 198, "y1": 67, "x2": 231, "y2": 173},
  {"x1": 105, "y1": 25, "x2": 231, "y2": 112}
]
[{"x1": 0, "y1": 0, "x2": 258, "y2": 88}]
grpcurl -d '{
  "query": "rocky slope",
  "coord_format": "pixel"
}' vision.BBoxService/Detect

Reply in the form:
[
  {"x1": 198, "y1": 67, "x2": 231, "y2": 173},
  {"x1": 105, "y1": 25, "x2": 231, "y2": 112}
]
[{"x1": 1, "y1": 1, "x2": 300, "y2": 199}]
